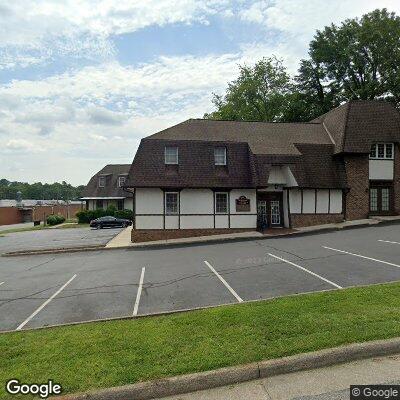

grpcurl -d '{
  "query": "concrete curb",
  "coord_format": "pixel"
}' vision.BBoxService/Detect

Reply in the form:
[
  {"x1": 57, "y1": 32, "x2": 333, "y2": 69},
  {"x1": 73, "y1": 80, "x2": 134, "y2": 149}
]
[
  {"x1": 3, "y1": 218, "x2": 400, "y2": 256},
  {"x1": 57, "y1": 337, "x2": 400, "y2": 400}
]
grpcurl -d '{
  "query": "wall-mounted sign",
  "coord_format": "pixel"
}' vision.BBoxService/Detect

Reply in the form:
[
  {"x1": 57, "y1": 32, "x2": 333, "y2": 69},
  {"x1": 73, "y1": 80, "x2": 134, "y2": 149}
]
[{"x1": 236, "y1": 195, "x2": 250, "y2": 212}]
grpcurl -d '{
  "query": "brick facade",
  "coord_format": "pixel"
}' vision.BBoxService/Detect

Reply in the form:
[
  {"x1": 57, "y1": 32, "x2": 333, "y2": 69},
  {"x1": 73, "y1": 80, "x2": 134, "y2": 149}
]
[
  {"x1": 343, "y1": 155, "x2": 370, "y2": 220},
  {"x1": 393, "y1": 144, "x2": 400, "y2": 214},
  {"x1": 290, "y1": 214, "x2": 344, "y2": 228},
  {"x1": 132, "y1": 228, "x2": 254, "y2": 243}
]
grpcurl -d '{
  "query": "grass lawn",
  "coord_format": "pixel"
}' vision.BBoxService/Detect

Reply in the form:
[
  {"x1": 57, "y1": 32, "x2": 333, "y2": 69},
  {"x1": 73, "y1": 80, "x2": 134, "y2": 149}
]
[{"x1": 1, "y1": 282, "x2": 400, "y2": 399}]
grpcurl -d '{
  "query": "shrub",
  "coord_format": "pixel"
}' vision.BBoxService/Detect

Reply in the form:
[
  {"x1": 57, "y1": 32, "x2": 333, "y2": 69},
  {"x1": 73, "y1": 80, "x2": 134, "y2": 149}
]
[
  {"x1": 114, "y1": 209, "x2": 133, "y2": 220},
  {"x1": 46, "y1": 214, "x2": 65, "y2": 226},
  {"x1": 76, "y1": 208, "x2": 119, "y2": 224}
]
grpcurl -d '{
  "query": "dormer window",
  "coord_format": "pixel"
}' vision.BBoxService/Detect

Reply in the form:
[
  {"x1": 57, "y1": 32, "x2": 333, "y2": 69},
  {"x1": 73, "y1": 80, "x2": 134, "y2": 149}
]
[
  {"x1": 98, "y1": 176, "x2": 106, "y2": 187},
  {"x1": 214, "y1": 147, "x2": 227, "y2": 165},
  {"x1": 118, "y1": 176, "x2": 126, "y2": 187},
  {"x1": 370, "y1": 143, "x2": 394, "y2": 160},
  {"x1": 165, "y1": 146, "x2": 178, "y2": 164}
]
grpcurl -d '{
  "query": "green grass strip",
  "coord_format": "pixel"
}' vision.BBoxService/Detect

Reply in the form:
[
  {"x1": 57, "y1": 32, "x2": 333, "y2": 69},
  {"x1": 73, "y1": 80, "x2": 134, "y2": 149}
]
[{"x1": 1, "y1": 282, "x2": 400, "y2": 398}]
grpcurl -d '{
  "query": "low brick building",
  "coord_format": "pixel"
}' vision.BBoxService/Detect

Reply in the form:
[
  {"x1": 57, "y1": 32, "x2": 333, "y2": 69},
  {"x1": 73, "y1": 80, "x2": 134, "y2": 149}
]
[{"x1": 124, "y1": 100, "x2": 400, "y2": 240}]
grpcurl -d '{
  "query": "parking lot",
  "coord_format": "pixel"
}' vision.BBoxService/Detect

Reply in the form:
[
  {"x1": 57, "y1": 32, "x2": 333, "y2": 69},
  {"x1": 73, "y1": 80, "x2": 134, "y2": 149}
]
[
  {"x1": 0, "y1": 223, "x2": 400, "y2": 332},
  {"x1": 0, "y1": 226, "x2": 122, "y2": 254}
]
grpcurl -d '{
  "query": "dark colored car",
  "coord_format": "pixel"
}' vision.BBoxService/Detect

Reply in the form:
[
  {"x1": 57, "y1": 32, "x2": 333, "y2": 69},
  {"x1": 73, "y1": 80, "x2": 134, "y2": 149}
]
[{"x1": 90, "y1": 216, "x2": 132, "y2": 229}]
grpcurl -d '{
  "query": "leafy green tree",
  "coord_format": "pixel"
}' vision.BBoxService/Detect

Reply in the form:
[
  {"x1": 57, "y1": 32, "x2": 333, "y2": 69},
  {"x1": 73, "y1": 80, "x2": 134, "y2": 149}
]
[
  {"x1": 204, "y1": 57, "x2": 293, "y2": 122},
  {"x1": 298, "y1": 8, "x2": 400, "y2": 113}
]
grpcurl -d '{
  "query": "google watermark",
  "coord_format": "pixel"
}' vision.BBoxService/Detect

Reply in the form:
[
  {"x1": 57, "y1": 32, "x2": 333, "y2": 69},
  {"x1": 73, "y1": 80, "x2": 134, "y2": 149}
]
[
  {"x1": 5, "y1": 379, "x2": 62, "y2": 398},
  {"x1": 351, "y1": 385, "x2": 400, "y2": 400}
]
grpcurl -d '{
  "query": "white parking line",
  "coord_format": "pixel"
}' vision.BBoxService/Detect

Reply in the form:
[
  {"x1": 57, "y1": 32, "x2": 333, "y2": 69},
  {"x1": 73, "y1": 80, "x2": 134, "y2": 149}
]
[
  {"x1": 378, "y1": 240, "x2": 400, "y2": 245},
  {"x1": 323, "y1": 246, "x2": 400, "y2": 269},
  {"x1": 268, "y1": 253, "x2": 342, "y2": 289},
  {"x1": 0, "y1": 282, "x2": 4, "y2": 287},
  {"x1": 133, "y1": 267, "x2": 145, "y2": 316},
  {"x1": 204, "y1": 260, "x2": 243, "y2": 302},
  {"x1": 16, "y1": 274, "x2": 77, "y2": 331}
]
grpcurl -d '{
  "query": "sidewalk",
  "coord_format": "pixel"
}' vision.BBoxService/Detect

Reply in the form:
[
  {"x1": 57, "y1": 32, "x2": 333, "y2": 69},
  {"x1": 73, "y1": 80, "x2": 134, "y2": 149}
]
[
  {"x1": 160, "y1": 353, "x2": 400, "y2": 400},
  {"x1": 106, "y1": 215, "x2": 400, "y2": 249}
]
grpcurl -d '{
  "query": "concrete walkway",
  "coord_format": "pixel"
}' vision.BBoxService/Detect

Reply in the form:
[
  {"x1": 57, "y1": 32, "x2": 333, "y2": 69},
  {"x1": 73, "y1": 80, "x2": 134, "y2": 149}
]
[
  {"x1": 161, "y1": 354, "x2": 400, "y2": 400},
  {"x1": 0, "y1": 222, "x2": 34, "y2": 231},
  {"x1": 105, "y1": 216, "x2": 400, "y2": 249}
]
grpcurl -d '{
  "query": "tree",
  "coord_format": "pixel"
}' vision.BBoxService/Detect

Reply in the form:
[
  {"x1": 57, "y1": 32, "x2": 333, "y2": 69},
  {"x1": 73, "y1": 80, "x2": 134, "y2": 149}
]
[
  {"x1": 204, "y1": 57, "x2": 293, "y2": 122},
  {"x1": 298, "y1": 8, "x2": 400, "y2": 112}
]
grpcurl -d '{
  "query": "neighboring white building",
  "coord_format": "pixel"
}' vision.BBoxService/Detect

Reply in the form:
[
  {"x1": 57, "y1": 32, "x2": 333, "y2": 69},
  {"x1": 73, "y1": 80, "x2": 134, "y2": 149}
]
[{"x1": 81, "y1": 164, "x2": 133, "y2": 211}]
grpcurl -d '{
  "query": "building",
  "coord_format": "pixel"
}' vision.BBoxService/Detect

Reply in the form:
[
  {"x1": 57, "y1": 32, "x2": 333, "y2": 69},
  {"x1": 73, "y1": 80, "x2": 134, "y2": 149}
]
[
  {"x1": 0, "y1": 200, "x2": 83, "y2": 226},
  {"x1": 125, "y1": 100, "x2": 400, "y2": 240},
  {"x1": 81, "y1": 164, "x2": 133, "y2": 211}
]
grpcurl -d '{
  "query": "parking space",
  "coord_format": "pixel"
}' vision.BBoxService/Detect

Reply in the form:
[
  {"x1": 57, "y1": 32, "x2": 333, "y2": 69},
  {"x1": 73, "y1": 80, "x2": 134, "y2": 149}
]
[
  {"x1": 0, "y1": 226, "x2": 122, "y2": 254},
  {"x1": 0, "y1": 223, "x2": 400, "y2": 331}
]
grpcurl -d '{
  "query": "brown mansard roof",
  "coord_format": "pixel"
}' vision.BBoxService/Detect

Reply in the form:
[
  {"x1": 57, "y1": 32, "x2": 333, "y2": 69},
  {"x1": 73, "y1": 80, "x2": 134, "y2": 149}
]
[
  {"x1": 126, "y1": 100, "x2": 400, "y2": 189},
  {"x1": 82, "y1": 164, "x2": 130, "y2": 198}
]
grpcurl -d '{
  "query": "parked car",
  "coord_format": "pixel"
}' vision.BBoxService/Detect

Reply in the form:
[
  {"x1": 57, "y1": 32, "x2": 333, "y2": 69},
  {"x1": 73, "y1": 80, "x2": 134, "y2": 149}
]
[{"x1": 90, "y1": 216, "x2": 132, "y2": 229}]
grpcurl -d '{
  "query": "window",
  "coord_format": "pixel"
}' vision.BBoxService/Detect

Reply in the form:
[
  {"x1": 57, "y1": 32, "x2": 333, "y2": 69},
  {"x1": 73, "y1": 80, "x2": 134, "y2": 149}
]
[
  {"x1": 165, "y1": 192, "x2": 178, "y2": 214},
  {"x1": 214, "y1": 147, "x2": 227, "y2": 165},
  {"x1": 370, "y1": 189, "x2": 378, "y2": 212},
  {"x1": 165, "y1": 146, "x2": 178, "y2": 164},
  {"x1": 117, "y1": 199, "x2": 124, "y2": 210},
  {"x1": 385, "y1": 143, "x2": 393, "y2": 159},
  {"x1": 98, "y1": 176, "x2": 106, "y2": 187},
  {"x1": 381, "y1": 188, "x2": 390, "y2": 211},
  {"x1": 118, "y1": 176, "x2": 126, "y2": 187},
  {"x1": 369, "y1": 143, "x2": 394, "y2": 159},
  {"x1": 96, "y1": 199, "x2": 104, "y2": 209},
  {"x1": 215, "y1": 192, "x2": 228, "y2": 214}
]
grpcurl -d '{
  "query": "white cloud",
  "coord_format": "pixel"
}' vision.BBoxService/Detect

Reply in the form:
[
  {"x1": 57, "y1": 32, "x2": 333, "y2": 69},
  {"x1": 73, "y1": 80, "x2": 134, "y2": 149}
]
[{"x1": 4, "y1": 139, "x2": 44, "y2": 153}]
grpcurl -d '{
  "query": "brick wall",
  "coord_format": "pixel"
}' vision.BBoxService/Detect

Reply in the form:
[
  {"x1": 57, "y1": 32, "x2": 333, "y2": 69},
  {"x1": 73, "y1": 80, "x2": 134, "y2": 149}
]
[
  {"x1": 132, "y1": 228, "x2": 255, "y2": 242},
  {"x1": 343, "y1": 155, "x2": 369, "y2": 220},
  {"x1": 0, "y1": 207, "x2": 23, "y2": 225},
  {"x1": 393, "y1": 144, "x2": 400, "y2": 214},
  {"x1": 290, "y1": 214, "x2": 344, "y2": 228}
]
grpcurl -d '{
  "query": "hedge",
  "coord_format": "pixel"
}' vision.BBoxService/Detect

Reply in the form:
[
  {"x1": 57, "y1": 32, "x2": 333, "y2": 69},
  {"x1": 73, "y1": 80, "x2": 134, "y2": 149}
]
[
  {"x1": 46, "y1": 214, "x2": 66, "y2": 226},
  {"x1": 76, "y1": 208, "x2": 133, "y2": 224}
]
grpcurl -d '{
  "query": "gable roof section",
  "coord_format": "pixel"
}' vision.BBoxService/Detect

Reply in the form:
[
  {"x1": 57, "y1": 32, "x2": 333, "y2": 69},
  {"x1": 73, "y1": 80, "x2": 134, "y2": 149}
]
[
  {"x1": 147, "y1": 119, "x2": 333, "y2": 155},
  {"x1": 82, "y1": 164, "x2": 131, "y2": 198},
  {"x1": 127, "y1": 139, "x2": 254, "y2": 188},
  {"x1": 314, "y1": 100, "x2": 400, "y2": 153}
]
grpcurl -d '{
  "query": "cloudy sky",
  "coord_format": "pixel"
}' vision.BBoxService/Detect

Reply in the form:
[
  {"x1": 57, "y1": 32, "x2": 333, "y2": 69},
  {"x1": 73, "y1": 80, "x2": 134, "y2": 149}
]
[{"x1": 1, "y1": 0, "x2": 399, "y2": 185}]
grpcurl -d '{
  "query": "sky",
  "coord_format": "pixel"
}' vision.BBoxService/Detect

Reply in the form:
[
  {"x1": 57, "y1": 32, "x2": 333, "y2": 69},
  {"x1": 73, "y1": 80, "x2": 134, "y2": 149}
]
[{"x1": 1, "y1": 0, "x2": 400, "y2": 186}]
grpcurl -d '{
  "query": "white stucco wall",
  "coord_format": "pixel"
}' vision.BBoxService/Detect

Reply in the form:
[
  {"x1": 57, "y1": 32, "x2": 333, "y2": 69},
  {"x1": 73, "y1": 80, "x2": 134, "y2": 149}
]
[
  {"x1": 165, "y1": 215, "x2": 179, "y2": 229},
  {"x1": 136, "y1": 215, "x2": 163, "y2": 229},
  {"x1": 316, "y1": 190, "x2": 329, "y2": 213},
  {"x1": 289, "y1": 189, "x2": 302, "y2": 213},
  {"x1": 180, "y1": 216, "x2": 214, "y2": 229},
  {"x1": 215, "y1": 215, "x2": 229, "y2": 228},
  {"x1": 369, "y1": 160, "x2": 394, "y2": 180},
  {"x1": 229, "y1": 189, "x2": 256, "y2": 214},
  {"x1": 289, "y1": 189, "x2": 342, "y2": 214},
  {"x1": 302, "y1": 190, "x2": 316, "y2": 213},
  {"x1": 329, "y1": 190, "x2": 342, "y2": 213},
  {"x1": 180, "y1": 189, "x2": 213, "y2": 214},
  {"x1": 136, "y1": 188, "x2": 163, "y2": 214}
]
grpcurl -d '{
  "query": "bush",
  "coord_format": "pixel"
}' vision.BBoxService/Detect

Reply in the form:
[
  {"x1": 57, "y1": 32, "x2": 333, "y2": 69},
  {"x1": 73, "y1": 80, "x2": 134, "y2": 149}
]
[
  {"x1": 114, "y1": 209, "x2": 133, "y2": 220},
  {"x1": 46, "y1": 214, "x2": 66, "y2": 226}
]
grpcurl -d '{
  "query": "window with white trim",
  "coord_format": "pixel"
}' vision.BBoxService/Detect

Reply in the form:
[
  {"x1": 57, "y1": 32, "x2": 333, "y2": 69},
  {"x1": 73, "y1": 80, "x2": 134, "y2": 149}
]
[
  {"x1": 369, "y1": 143, "x2": 394, "y2": 159},
  {"x1": 165, "y1": 146, "x2": 178, "y2": 164},
  {"x1": 98, "y1": 176, "x2": 106, "y2": 187},
  {"x1": 215, "y1": 192, "x2": 228, "y2": 214},
  {"x1": 118, "y1": 176, "x2": 126, "y2": 187},
  {"x1": 214, "y1": 147, "x2": 227, "y2": 165},
  {"x1": 165, "y1": 192, "x2": 178, "y2": 214}
]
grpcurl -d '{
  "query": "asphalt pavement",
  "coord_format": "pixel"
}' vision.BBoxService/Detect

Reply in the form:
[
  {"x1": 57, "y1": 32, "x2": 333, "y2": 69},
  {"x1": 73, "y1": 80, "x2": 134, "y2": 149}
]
[
  {"x1": 0, "y1": 226, "x2": 122, "y2": 253},
  {"x1": 1, "y1": 223, "x2": 400, "y2": 331}
]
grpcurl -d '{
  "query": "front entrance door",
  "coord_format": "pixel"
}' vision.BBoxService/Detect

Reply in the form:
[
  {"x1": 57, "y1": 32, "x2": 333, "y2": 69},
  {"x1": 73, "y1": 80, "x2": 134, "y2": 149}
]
[
  {"x1": 257, "y1": 192, "x2": 283, "y2": 229},
  {"x1": 370, "y1": 184, "x2": 393, "y2": 215}
]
